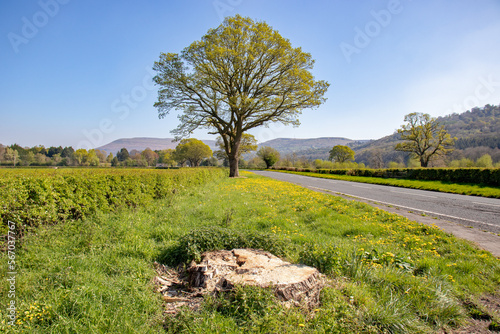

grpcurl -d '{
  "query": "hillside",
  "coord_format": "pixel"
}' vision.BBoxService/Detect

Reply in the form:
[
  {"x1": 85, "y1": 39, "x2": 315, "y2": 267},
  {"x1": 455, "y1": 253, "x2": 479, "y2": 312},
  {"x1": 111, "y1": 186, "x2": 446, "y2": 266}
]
[
  {"x1": 355, "y1": 104, "x2": 500, "y2": 166},
  {"x1": 255, "y1": 137, "x2": 370, "y2": 160},
  {"x1": 258, "y1": 137, "x2": 353, "y2": 153}
]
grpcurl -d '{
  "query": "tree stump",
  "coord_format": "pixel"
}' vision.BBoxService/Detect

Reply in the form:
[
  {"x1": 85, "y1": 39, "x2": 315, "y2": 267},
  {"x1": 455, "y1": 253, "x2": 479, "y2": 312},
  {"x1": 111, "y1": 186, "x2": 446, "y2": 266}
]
[{"x1": 187, "y1": 249, "x2": 323, "y2": 307}]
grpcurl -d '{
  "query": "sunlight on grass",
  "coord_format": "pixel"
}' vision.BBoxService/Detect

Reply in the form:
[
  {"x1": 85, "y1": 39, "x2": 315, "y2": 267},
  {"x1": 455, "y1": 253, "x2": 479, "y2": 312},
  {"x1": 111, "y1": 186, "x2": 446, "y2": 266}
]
[{"x1": 1, "y1": 170, "x2": 499, "y2": 333}]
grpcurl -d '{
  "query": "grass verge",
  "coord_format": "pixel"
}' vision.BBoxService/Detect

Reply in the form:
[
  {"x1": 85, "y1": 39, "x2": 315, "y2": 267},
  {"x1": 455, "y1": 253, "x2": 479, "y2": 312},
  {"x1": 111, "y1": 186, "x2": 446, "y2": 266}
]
[
  {"x1": 268, "y1": 169, "x2": 500, "y2": 198},
  {"x1": 1, "y1": 170, "x2": 499, "y2": 333}
]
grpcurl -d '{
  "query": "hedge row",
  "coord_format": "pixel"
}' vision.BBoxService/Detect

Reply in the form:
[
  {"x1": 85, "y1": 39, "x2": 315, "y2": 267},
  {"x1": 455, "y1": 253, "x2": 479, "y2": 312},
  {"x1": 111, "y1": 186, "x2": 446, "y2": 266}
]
[
  {"x1": 0, "y1": 168, "x2": 227, "y2": 232},
  {"x1": 272, "y1": 167, "x2": 500, "y2": 186}
]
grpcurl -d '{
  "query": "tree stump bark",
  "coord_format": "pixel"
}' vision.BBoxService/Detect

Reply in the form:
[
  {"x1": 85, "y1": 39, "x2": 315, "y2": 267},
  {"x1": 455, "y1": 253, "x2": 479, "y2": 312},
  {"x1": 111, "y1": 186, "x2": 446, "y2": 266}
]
[{"x1": 187, "y1": 249, "x2": 323, "y2": 307}]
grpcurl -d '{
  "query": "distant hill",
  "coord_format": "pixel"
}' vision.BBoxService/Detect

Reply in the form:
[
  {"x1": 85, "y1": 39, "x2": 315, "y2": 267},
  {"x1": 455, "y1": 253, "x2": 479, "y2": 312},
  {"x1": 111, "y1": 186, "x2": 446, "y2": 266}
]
[
  {"x1": 255, "y1": 137, "x2": 370, "y2": 160},
  {"x1": 97, "y1": 136, "x2": 369, "y2": 160},
  {"x1": 258, "y1": 137, "x2": 354, "y2": 153},
  {"x1": 354, "y1": 104, "x2": 500, "y2": 166},
  {"x1": 96, "y1": 137, "x2": 217, "y2": 155}
]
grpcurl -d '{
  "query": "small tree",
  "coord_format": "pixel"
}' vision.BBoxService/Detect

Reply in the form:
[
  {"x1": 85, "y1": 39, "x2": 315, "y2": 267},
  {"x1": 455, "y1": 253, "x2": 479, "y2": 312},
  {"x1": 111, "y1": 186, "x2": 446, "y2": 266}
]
[
  {"x1": 61, "y1": 147, "x2": 74, "y2": 158},
  {"x1": 95, "y1": 149, "x2": 107, "y2": 163},
  {"x1": 87, "y1": 150, "x2": 100, "y2": 166},
  {"x1": 141, "y1": 148, "x2": 159, "y2": 166},
  {"x1": 174, "y1": 138, "x2": 212, "y2": 167},
  {"x1": 329, "y1": 145, "x2": 355, "y2": 163},
  {"x1": 158, "y1": 149, "x2": 177, "y2": 167},
  {"x1": 257, "y1": 146, "x2": 280, "y2": 168},
  {"x1": 116, "y1": 148, "x2": 130, "y2": 162},
  {"x1": 4, "y1": 148, "x2": 19, "y2": 166},
  {"x1": 476, "y1": 154, "x2": 493, "y2": 168},
  {"x1": 74, "y1": 149, "x2": 88, "y2": 166}
]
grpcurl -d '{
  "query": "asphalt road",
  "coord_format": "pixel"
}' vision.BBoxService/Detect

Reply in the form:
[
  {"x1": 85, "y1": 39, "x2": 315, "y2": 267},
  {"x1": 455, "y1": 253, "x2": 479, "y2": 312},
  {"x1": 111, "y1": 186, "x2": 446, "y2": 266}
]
[{"x1": 252, "y1": 171, "x2": 500, "y2": 234}]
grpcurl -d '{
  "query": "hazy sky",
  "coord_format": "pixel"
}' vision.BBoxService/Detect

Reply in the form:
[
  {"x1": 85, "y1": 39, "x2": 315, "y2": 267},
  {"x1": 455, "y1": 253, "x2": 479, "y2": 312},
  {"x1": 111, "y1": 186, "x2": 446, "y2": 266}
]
[{"x1": 1, "y1": 0, "x2": 499, "y2": 149}]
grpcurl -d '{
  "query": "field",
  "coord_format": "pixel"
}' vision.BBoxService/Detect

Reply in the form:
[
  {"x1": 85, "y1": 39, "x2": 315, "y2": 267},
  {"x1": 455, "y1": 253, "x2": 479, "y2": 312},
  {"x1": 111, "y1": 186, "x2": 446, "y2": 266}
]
[{"x1": 1, "y1": 168, "x2": 499, "y2": 333}]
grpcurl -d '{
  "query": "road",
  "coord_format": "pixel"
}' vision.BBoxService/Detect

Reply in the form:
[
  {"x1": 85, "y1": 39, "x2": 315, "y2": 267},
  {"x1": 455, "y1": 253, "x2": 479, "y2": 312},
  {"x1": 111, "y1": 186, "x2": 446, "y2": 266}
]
[{"x1": 251, "y1": 170, "x2": 500, "y2": 234}]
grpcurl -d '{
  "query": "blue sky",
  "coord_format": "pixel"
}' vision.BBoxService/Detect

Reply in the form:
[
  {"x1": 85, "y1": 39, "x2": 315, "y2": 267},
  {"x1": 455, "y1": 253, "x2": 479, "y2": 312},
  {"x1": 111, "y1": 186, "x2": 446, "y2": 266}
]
[{"x1": 1, "y1": 0, "x2": 499, "y2": 149}]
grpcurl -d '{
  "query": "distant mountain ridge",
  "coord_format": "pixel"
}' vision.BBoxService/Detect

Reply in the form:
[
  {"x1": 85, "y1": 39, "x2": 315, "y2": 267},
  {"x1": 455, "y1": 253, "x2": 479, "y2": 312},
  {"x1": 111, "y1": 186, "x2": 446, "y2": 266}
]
[
  {"x1": 259, "y1": 137, "x2": 354, "y2": 153},
  {"x1": 97, "y1": 136, "x2": 368, "y2": 158},
  {"x1": 96, "y1": 137, "x2": 217, "y2": 154},
  {"x1": 255, "y1": 137, "x2": 370, "y2": 160}
]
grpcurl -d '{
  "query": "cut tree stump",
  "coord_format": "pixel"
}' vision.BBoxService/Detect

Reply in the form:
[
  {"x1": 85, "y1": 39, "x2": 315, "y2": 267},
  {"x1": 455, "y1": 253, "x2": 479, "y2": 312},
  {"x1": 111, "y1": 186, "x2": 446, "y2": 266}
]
[{"x1": 187, "y1": 248, "x2": 323, "y2": 307}]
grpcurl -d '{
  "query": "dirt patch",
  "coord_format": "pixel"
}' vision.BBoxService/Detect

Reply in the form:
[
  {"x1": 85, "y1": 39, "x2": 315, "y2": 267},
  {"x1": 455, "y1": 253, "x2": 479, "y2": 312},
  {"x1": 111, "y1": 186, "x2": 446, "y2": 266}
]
[
  {"x1": 153, "y1": 262, "x2": 204, "y2": 315},
  {"x1": 440, "y1": 293, "x2": 500, "y2": 333}
]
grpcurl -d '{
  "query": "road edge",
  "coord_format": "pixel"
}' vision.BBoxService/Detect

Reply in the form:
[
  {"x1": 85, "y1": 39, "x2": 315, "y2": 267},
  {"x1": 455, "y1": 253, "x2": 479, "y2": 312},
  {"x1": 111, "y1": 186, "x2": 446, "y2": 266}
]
[{"x1": 306, "y1": 185, "x2": 500, "y2": 258}]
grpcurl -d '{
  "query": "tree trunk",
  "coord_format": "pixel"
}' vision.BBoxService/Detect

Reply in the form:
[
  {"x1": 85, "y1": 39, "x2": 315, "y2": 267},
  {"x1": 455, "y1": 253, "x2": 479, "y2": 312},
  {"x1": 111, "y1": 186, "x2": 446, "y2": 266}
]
[
  {"x1": 188, "y1": 249, "x2": 323, "y2": 308},
  {"x1": 229, "y1": 155, "x2": 239, "y2": 177},
  {"x1": 420, "y1": 157, "x2": 428, "y2": 167},
  {"x1": 228, "y1": 133, "x2": 241, "y2": 177}
]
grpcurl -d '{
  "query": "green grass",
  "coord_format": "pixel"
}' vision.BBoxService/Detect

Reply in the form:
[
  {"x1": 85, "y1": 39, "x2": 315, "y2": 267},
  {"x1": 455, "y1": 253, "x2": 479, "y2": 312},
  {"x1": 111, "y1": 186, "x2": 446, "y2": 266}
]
[
  {"x1": 1, "y1": 170, "x2": 499, "y2": 333},
  {"x1": 268, "y1": 169, "x2": 500, "y2": 198}
]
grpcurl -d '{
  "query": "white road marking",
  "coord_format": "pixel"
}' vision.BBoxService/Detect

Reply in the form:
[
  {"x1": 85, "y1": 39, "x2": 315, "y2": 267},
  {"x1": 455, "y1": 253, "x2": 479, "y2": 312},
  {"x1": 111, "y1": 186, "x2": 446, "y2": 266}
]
[
  {"x1": 351, "y1": 184, "x2": 372, "y2": 189},
  {"x1": 307, "y1": 186, "x2": 499, "y2": 228},
  {"x1": 390, "y1": 190, "x2": 437, "y2": 199},
  {"x1": 473, "y1": 202, "x2": 500, "y2": 208}
]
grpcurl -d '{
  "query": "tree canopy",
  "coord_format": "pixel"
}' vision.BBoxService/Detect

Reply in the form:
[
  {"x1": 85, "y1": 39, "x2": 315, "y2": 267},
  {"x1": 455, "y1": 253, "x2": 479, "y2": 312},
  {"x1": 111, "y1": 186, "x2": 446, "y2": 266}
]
[
  {"x1": 153, "y1": 15, "x2": 329, "y2": 176},
  {"x1": 257, "y1": 146, "x2": 280, "y2": 169},
  {"x1": 395, "y1": 112, "x2": 455, "y2": 167},
  {"x1": 174, "y1": 138, "x2": 212, "y2": 167},
  {"x1": 329, "y1": 145, "x2": 355, "y2": 163}
]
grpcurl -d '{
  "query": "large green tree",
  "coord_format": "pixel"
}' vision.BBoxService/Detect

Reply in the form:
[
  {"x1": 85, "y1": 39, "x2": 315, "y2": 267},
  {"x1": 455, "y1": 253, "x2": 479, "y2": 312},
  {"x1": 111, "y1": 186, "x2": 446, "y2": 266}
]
[
  {"x1": 153, "y1": 15, "x2": 329, "y2": 177},
  {"x1": 329, "y1": 145, "x2": 355, "y2": 163},
  {"x1": 395, "y1": 113, "x2": 455, "y2": 167}
]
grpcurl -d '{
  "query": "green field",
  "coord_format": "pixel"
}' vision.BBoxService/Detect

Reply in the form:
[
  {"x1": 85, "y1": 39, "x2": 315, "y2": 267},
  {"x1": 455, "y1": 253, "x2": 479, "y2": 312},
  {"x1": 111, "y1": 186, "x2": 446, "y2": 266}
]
[
  {"x1": 1, "y1": 169, "x2": 499, "y2": 333},
  {"x1": 268, "y1": 169, "x2": 500, "y2": 198}
]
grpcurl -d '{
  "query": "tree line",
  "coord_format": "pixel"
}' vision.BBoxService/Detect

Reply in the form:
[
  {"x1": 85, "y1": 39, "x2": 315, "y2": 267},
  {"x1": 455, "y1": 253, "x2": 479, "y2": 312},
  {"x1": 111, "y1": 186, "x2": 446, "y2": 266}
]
[{"x1": 0, "y1": 135, "x2": 273, "y2": 169}]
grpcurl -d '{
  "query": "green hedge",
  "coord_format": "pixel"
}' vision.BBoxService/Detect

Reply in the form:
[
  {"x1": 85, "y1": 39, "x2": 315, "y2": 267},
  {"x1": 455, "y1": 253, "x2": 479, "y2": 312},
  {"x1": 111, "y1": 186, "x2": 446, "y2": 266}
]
[
  {"x1": 0, "y1": 168, "x2": 227, "y2": 232},
  {"x1": 272, "y1": 167, "x2": 500, "y2": 186}
]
